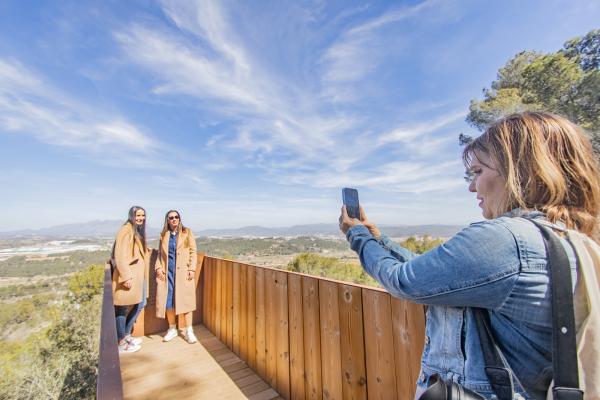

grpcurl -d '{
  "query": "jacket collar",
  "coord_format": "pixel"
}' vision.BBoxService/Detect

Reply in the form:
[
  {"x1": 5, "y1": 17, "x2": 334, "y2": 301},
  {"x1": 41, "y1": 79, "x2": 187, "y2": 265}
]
[
  {"x1": 162, "y1": 228, "x2": 187, "y2": 251},
  {"x1": 502, "y1": 208, "x2": 567, "y2": 231}
]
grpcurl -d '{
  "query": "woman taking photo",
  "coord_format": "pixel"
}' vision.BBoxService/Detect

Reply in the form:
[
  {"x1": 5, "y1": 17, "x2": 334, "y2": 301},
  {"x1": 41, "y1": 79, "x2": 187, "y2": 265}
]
[
  {"x1": 339, "y1": 112, "x2": 600, "y2": 399},
  {"x1": 112, "y1": 206, "x2": 149, "y2": 354},
  {"x1": 155, "y1": 210, "x2": 198, "y2": 344}
]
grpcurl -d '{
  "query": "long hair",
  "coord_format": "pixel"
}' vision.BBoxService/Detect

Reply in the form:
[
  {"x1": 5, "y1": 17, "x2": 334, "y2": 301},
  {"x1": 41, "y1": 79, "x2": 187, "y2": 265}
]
[
  {"x1": 125, "y1": 205, "x2": 147, "y2": 251},
  {"x1": 161, "y1": 209, "x2": 186, "y2": 236},
  {"x1": 463, "y1": 111, "x2": 600, "y2": 236}
]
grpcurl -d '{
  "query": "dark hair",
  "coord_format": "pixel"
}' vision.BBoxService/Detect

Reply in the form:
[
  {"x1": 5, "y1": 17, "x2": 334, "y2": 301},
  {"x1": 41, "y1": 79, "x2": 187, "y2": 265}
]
[{"x1": 126, "y1": 205, "x2": 147, "y2": 251}]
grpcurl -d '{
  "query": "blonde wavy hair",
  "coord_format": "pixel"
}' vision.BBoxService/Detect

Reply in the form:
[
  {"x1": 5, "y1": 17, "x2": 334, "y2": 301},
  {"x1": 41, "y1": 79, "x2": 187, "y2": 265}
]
[{"x1": 463, "y1": 111, "x2": 600, "y2": 237}]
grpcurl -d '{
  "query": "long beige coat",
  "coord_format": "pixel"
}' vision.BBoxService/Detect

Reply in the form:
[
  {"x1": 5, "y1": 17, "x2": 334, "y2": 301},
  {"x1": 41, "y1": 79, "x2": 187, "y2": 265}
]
[
  {"x1": 155, "y1": 227, "x2": 197, "y2": 317},
  {"x1": 112, "y1": 223, "x2": 149, "y2": 306}
]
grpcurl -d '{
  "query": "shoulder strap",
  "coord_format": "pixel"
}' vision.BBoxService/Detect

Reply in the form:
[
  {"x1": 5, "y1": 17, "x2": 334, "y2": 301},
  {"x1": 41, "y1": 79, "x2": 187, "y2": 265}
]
[
  {"x1": 530, "y1": 220, "x2": 583, "y2": 400},
  {"x1": 473, "y1": 308, "x2": 516, "y2": 400}
]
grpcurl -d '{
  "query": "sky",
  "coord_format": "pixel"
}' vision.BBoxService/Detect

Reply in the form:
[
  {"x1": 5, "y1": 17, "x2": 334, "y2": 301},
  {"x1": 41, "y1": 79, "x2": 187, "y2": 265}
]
[{"x1": 1, "y1": 0, "x2": 599, "y2": 231}]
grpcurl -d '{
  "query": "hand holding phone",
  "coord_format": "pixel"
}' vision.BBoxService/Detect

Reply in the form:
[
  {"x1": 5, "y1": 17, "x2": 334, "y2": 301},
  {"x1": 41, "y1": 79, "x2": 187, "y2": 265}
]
[
  {"x1": 340, "y1": 189, "x2": 381, "y2": 239},
  {"x1": 342, "y1": 188, "x2": 360, "y2": 219}
]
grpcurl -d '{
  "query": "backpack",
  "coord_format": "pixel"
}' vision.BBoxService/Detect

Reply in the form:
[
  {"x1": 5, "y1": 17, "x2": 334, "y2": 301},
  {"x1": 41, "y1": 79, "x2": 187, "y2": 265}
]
[{"x1": 546, "y1": 229, "x2": 600, "y2": 399}]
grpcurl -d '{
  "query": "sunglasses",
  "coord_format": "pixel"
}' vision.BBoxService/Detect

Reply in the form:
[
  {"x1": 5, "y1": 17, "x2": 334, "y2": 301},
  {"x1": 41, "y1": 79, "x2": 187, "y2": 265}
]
[{"x1": 168, "y1": 215, "x2": 180, "y2": 220}]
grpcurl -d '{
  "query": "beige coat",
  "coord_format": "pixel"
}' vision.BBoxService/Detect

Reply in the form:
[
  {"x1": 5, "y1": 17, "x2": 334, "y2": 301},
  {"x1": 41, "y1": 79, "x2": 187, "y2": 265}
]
[
  {"x1": 111, "y1": 223, "x2": 149, "y2": 306},
  {"x1": 155, "y1": 227, "x2": 197, "y2": 317}
]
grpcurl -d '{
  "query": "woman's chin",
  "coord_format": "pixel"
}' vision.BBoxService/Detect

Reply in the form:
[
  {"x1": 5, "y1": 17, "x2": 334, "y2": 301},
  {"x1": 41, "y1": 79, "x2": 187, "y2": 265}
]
[{"x1": 481, "y1": 209, "x2": 492, "y2": 219}]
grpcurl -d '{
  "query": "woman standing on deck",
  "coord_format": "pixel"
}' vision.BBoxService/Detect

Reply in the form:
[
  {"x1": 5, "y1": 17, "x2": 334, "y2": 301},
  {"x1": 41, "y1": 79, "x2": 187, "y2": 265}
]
[
  {"x1": 339, "y1": 112, "x2": 600, "y2": 398},
  {"x1": 155, "y1": 210, "x2": 198, "y2": 344},
  {"x1": 112, "y1": 205, "x2": 150, "y2": 354}
]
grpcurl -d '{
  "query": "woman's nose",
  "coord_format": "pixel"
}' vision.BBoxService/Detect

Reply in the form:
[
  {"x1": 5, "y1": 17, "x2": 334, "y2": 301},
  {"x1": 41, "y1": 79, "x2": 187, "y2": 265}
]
[{"x1": 468, "y1": 179, "x2": 476, "y2": 193}]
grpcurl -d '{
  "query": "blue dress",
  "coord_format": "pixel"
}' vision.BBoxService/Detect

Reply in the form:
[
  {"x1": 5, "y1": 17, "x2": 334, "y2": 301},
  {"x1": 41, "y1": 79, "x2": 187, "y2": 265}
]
[{"x1": 166, "y1": 232, "x2": 177, "y2": 310}]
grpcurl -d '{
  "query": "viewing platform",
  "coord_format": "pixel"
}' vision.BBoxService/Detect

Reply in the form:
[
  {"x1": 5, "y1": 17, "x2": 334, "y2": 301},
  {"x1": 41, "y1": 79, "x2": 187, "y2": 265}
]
[{"x1": 98, "y1": 252, "x2": 425, "y2": 399}]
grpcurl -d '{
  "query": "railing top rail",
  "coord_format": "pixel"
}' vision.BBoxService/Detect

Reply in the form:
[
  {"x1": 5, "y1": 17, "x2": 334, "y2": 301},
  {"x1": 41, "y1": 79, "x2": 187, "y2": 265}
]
[
  {"x1": 204, "y1": 255, "x2": 388, "y2": 293},
  {"x1": 97, "y1": 263, "x2": 123, "y2": 400}
]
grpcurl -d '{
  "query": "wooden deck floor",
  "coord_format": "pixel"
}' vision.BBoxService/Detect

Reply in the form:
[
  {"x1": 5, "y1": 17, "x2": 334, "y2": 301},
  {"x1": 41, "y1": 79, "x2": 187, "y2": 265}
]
[{"x1": 120, "y1": 325, "x2": 282, "y2": 400}]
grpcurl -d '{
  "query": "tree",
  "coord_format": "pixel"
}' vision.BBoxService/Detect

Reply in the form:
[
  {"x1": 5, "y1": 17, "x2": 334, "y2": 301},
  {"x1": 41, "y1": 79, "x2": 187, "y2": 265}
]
[
  {"x1": 1, "y1": 264, "x2": 104, "y2": 400},
  {"x1": 286, "y1": 253, "x2": 378, "y2": 286},
  {"x1": 563, "y1": 29, "x2": 600, "y2": 72},
  {"x1": 466, "y1": 29, "x2": 600, "y2": 155}
]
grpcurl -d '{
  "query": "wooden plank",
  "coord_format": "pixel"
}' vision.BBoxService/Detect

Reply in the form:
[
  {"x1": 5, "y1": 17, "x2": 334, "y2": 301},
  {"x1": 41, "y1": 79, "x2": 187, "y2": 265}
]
[
  {"x1": 338, "y1": 285, "x2": 367, "y2": 400},
  {"x1": 288, "y1": 274, "x2": 305, "y2": 400},
  {"x1": 240, "y1": 264, "x2": 248, "y2": 362},
  {"x1": 193, "y1": 253, "x2": 205, "y2": 328},
  {"x1": 391, "y1": 298, "x2": 425, "y2": 400},
  {"x1": 202, "y1": 257, "x2": 210, "y2": 329},
  {"x1": 226, "y1": 261, "x2": 234, "y2": 349},
  {"x1": 265, "y1": 269, "x2": 278, "y2": 388},
  {"x1": 208, "y1": 257, "x2": 214, "y2": 331},
  {"x1": 302, "y1": 276, "x2": 322, "y2": 400},
  {"x1": 212, "y1": 257, "x2": 218, "y2": 333},
  {"x1": 214, "y1": 258, "x2": 222, "y2": 338},
  {"x1": 319, "y1": 280, "x2": 343, "y2": 400},
  {"x1": 233, "y1": 262, "x2": 241, "y2": 355},
  {"x1": 255, "y1": 267, "x2": 267, "y2": 379},
  {"x1": 206, "y1": 257, "x2": 212, "y2": 331},
  {"x1": 220, "y1": 259, "x2": 227, "y2": 343},
  {"x1": 362, "y1": 289, "x2": 398, "y2": 400},
  {"x1": 247, "y1": 265, "x2": 257, "y2": 370},
  {"x1": 275, "y1": 271, "x2": 290, "y2": 399}
]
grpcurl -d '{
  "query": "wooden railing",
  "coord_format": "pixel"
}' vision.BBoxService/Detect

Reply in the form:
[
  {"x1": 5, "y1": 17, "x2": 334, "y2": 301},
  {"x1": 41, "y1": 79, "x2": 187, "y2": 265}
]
[
  {"x1": 201, "y1": 256, "x2": 426, "y2": 400},
  {"x1": 98, "y1": 253, "x2": 426, "y2": 400},
  {"x1": 97, "y1": 263, "x2": 123, "y2": 400}
]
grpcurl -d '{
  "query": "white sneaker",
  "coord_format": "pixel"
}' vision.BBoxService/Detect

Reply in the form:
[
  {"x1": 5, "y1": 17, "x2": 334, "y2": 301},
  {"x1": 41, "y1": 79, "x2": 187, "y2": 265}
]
[
  {"x1": 125, "y1": 335, "x2": 142, "y2": 346},
  {"x1": 163, "y1": 327, "x2": 178, "y2": 342},
  {"x1": 118, "y1": 342, "x2": 141, "y2": 354},
  {"x1": 183, "y1": 327, "x2": 197, "y2": 344}
]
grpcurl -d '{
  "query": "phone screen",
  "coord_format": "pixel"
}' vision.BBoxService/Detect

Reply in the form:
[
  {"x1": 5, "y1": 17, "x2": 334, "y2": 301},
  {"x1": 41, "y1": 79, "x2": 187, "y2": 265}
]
[{"x1": 342, "y1": 188, "x2": 360, "y2": 219}]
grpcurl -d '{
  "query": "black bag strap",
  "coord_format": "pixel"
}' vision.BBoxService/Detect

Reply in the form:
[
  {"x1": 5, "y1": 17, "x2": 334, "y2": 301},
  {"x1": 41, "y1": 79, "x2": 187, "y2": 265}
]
[
  {"x1": 529, "y1": 220, "x2": 582, "y2": 400},
  {"x1": 473, "y1": 309, "x2": 516, "y2": 400}
]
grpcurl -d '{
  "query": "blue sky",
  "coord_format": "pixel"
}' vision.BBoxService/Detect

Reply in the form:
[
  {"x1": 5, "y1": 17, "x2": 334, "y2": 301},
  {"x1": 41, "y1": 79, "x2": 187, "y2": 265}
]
[{"x1": 1, "y1": 0, "x2": 599, "y2": 231}]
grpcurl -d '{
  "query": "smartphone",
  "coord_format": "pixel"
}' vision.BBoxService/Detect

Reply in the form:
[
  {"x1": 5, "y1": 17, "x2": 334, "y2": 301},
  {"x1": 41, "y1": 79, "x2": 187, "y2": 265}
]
[{"x1": 342, "y1": 188, "x2": 360, "y2": 219}]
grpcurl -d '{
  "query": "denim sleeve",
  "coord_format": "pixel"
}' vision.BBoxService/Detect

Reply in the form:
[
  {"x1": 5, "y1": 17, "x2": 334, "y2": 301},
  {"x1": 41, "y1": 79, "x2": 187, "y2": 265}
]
[
  {"x1": 377, "y1": 234, "x2": 419, "y2": 261},
  {"x1": 346, "y1": 222, "x2": 521, "y2": 308}
]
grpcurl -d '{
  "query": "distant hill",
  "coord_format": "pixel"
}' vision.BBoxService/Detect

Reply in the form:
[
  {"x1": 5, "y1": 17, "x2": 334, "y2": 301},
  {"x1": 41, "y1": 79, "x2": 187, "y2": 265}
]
[
  {"x1": 0, "y1": 220, "x2": 160, "y2": 239},
  {"x1": 0, "y1": 221, "x2": 465, "y2": 239},
  {"x1": 197, "y1": 223, "x2": 465, "y2": 238}
]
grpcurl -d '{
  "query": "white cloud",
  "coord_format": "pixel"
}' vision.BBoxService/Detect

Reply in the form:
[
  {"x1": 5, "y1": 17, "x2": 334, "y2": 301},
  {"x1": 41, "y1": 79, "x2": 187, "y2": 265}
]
[
  {"x1": 378, "y1": 110, "x2": 465, "y2": 145},
  {"x1": 160, "y1": 0, "x2": 250, "y2": 71},
  {"x1": 321, "y1": 0, "x2": 438, "y2": 85},
  {"x1": 0, "y1": 59, "x2": 159, "y2": 158},
  {"x1": 276, "y1": 158, "x2": 464, "y2": 195},
  {"x1": 115, "y1": 4, "x2": 356, "y2": 165},
  {"x1": 114, "y1": 1, "x2": 466, "y2": 195}
]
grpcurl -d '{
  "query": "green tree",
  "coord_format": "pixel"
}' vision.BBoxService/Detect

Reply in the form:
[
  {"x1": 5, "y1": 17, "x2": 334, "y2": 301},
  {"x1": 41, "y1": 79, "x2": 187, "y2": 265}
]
[
  {"x1": 466, "y1": 29, "x2": 600, "y2": 154},
  {"x1": 563, "y1": 29, "x2": 600, "y2": 71},
  {"x1": 0, "y1": 264, "x2": 103, "y2": 400},
  {"x1": 286, "y1": 253, "x2": 378, "y2": 286},
  {"x1": 400, "y1": 236, "x2": 444, "y2": 254}
]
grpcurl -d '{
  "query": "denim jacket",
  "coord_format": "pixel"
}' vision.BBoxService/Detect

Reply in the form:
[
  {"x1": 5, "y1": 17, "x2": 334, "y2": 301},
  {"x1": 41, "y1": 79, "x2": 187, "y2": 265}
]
[{"x1": 346, "y1": 211, "x2": 577, "y2": 399}]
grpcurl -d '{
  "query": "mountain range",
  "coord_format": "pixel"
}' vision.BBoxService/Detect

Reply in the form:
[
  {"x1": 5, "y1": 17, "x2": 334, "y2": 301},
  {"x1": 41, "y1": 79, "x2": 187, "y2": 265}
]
[{"x1": 0, "y1": 220, "x2": 466, "y2": 239}]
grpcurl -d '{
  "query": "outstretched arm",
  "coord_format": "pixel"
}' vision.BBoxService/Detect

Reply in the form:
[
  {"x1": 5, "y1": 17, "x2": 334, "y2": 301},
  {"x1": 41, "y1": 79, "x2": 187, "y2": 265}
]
[{"x1": 346, "y1": 221, "x2": 521, "y2": 308}]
